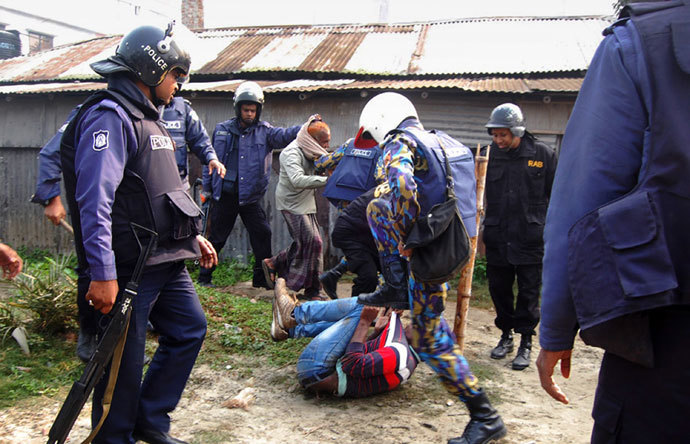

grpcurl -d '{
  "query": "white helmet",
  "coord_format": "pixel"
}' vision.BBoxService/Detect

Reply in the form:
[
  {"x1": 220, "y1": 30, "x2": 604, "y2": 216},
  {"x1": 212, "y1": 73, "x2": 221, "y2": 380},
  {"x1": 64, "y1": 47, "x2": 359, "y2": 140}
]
[{"x1": 356, "y1": 92, "x2": 418, "y2": 144}]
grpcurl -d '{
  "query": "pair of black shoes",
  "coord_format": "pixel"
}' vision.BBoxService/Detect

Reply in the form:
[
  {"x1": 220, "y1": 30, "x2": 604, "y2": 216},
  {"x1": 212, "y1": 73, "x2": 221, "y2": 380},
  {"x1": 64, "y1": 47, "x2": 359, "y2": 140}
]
[
  {"x1": 133, "y1": 428, "x2": 188, "y2": 444},
  {"x1": 490, "y1": 332, "x2": 531, "y2": 371}
]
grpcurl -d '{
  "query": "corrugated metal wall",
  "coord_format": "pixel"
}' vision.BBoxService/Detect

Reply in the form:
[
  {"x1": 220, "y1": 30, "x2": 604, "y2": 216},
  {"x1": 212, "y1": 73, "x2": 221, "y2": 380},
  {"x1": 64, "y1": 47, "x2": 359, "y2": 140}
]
[{"x1": 0, "y1": 90, "x2": 573, "y2": 267}]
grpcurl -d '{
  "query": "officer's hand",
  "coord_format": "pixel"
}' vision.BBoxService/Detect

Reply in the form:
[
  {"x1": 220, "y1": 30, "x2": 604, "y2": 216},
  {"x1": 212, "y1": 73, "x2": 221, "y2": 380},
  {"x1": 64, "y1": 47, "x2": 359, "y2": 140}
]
[
  {"x1": 0, "y1": 243, "x2": 23, "y2": 279},
  {"x1": 86, "y1": 280, "x2": 118, "y2": 314},
  {"x1": 209, "y1": 160, "x2": 226, "y2": 179},
  {"x1": 44, "y1": 196, "x2": 67, "y2": 226},
  {"x1": 196, "y1": 235, "x2": 218, "y2": 269},
  {"x1": 536, "y1": 348, "x2": 572, "y2": 405},
  {"x1": 398, "y1": 242, "x2": 412, "y2": 258}
]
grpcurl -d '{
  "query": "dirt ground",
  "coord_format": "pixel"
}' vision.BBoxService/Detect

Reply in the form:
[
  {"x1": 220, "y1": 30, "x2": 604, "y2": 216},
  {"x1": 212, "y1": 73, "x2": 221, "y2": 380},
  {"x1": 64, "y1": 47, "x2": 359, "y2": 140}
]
[{"x1": 0, "y1": 281, "x2": 603, "y2": 444}]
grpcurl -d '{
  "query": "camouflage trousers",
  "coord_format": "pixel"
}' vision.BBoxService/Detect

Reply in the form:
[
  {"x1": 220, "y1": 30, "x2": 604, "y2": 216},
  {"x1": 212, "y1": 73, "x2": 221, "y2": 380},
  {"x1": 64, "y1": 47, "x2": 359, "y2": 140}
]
[{"x1": 367, "y1": 192, "x2": 480, "y2": 401}]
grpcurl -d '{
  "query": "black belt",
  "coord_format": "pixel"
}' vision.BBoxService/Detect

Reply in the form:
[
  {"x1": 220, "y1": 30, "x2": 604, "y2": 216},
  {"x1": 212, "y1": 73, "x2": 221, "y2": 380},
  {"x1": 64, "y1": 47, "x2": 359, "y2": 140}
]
[{"x1": 300, "y1": 370, "x2": 332, "y2": 388}]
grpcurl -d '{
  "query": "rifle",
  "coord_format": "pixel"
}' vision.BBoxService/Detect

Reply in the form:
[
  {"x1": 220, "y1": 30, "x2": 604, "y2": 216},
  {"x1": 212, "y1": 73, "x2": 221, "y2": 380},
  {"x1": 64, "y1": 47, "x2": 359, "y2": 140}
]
[{"x1": 47, "y1": 223, "x2": 158, "y2": 444}]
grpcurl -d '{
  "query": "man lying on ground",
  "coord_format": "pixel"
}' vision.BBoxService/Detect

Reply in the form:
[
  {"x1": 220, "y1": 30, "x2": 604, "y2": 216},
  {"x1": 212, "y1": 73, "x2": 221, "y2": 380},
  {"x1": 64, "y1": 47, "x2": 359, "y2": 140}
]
[{"x1": 271, "y1": 277, "x2": 418, "y2": 397}]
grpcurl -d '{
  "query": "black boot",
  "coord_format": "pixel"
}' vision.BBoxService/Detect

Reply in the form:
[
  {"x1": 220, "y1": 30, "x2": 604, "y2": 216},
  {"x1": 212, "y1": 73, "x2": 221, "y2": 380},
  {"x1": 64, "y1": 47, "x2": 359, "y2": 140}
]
[
  {"x1": 448, "y1": 390, "x2": 507, "y2": 444},
  {"x1": 511, "y1": 334, "x2": 532, "y2": 371},
  {"x1": 76, "y1": 327, "x2": 97, "y2": 363},
  {"x1": 319, "y1": 259, "x2": 348, "y2": 299},
  {"x1": 197, "y1": 265, "x2": 215, "y2": 288},
  {"x1": 357, "y1": 254, "x2": 409, "y2": 310},
  {"x1": 490, "y1": 330, "x2": 513, "y2": 360}
]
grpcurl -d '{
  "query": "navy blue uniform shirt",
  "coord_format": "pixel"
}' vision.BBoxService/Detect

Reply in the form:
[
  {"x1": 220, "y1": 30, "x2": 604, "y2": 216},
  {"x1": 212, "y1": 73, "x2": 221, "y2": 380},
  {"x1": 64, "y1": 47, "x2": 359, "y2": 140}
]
[{"x1": 540, "y1": 19, "x2": 652, "y2": 350}]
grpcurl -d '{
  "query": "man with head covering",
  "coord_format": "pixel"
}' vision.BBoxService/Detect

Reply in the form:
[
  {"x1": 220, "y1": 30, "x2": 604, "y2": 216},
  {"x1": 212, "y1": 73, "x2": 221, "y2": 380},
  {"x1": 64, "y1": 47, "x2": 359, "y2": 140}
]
[{"x1": 262, "y1": 115, "x2": 331, "y2": 300}]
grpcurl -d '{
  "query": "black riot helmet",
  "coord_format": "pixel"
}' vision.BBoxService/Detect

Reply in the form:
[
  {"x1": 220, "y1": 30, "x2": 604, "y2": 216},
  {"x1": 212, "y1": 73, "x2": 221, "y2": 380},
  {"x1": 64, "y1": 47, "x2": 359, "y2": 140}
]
[
  {"x1": 485, "y1": 103, "x2": 526, "y2": 137},
  {"x1": 233, "y1": 81, "x2": 264, "y2": 122},
  {"x1": 91, "y1": 22, "x2": 191, "y2": 87}
]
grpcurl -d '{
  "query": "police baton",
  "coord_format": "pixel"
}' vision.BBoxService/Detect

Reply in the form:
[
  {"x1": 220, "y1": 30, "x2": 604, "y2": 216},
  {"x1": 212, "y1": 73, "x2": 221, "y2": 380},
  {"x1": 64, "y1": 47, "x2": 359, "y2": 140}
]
[{"x1": 47, "y1": 223, "x2": 158, "y2": 444}]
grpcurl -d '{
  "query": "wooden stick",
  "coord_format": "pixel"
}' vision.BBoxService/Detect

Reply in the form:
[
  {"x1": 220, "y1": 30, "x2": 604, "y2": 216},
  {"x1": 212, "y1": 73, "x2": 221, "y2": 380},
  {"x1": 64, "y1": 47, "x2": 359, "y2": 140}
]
[
  {"x1": 454, "y1": 144, "x2": 490, "y2": 353},
  {"x1": 59, "y1": 219, "x2": 74, "y2": 235}
]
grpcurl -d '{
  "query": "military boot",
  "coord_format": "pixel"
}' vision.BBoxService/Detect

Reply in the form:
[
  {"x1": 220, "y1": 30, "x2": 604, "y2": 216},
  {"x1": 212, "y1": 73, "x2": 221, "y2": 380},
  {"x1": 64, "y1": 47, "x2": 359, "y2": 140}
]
[
  {"x1": 357, "y1": 254, "x2": 409, "y2": 310},
  {"x1": 319, "y1": 259, "x2": 348, "y2": 299},
  {"x1": 76, "y1": 327, "x2": 97, "y2": 363},
  {"x1": 448, "y1": 389, "x2": 507, "y2": 444},
  {"x1": 490, "y1": 330, "x2": 513, "y2": 360},
  {"x1": 511, "y1": 334, "x2": 532, "y2": 371}
]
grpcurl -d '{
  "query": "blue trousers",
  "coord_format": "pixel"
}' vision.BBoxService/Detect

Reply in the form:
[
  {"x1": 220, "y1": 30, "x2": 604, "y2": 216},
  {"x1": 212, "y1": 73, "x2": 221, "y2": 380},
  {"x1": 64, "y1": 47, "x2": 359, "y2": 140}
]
[
  {"x1": 92, "y1": 262, "x2": 207, "y2": 444},
  {"x1": 199, "y1": 191, "x2": 272, "y2": 287},
  {"x1": 591, "y1": 308, "x2": 690, "y2": 444},
  {"x1": 294, "y1": 297, "x2": 363, "y2": 387}
]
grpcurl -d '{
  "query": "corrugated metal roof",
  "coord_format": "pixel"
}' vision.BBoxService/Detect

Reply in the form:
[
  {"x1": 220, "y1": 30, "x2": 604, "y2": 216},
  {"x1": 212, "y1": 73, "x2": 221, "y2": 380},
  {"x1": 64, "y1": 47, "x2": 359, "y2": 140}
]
[
  {"x1": 0, "y1": 16, "x2": 611, "y2": 86},
  {"x1": 0, "y1": 76, "x2": 583, "y2": 96}
]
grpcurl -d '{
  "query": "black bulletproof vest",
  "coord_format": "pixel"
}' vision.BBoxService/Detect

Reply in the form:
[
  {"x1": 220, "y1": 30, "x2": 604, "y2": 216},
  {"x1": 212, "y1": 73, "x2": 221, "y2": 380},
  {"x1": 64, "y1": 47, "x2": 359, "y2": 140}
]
[{"x1": 61, "y1": 90, "x2": 202, "y2": 272}]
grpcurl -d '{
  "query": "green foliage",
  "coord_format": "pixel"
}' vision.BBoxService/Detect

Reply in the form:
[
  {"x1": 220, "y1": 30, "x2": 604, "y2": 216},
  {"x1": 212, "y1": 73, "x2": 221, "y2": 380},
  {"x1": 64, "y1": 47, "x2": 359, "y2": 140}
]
[
  {"x1": 0, "y1": 305, "x2": 20, "y2": 344},
  {"x1": 2, "y1": 254, "x2": 78, "y2": 335},
  {"x1": 197, "y1": 286, "x2": 308, "y2": 368},
  {"x1": 14, "y1": 247, "x2": 55, "y2": 265},
  {"x1": 186, "y1": 256, "x2": 254, "y2": 287},
  {"x1": 473, "y1": 256, "x2": 488, "y2": 284},
  {"x1": 0, "y1": 333, "x2": 82, "y2": 409}
]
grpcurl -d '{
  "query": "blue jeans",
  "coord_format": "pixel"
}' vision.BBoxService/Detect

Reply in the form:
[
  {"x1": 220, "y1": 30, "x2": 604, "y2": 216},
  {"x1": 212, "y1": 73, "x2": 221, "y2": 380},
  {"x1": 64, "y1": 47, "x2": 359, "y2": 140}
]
[{"x1": 294, "y1": 297, "x2": 363, "y2": 387}]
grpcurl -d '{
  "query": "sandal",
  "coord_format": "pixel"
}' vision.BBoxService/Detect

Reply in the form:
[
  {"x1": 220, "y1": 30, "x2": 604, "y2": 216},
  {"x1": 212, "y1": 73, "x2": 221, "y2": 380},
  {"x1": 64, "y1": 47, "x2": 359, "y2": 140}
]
[{"x1": 262, "y1": 258, "x2": 276, "y2": 289}]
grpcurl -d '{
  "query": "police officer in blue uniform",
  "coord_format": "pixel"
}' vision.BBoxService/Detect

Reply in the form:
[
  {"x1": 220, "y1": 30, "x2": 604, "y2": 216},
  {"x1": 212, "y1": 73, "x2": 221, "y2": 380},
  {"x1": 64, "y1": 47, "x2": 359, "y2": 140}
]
[
  {"x1": 483, "y1": 103, "x2": 557, "y2": 371},
  {"x1": 34, "y1": 88, "x2": 222, "y2": 346},
  {"x1": 161, "y1": 96, "x2": 225, "y2": 190},
  {"x1": 199, "y1": 81, "x2": 300, "y2": 288},
  {"x1": 314, "y1": 136, "x2": 382, "y2": 298},
  {"x1": 30, "y1": 106, "x2": 101, "y2": 363},
  {"x1": 60, "y1": 23, "x2": 217, "y2": 444},
  {"x1": 32, "y1": 96, "x2": 222, "y2": 364},
  {"x1": 537, "y1": 2, "x2": 690, "y2": 442}
]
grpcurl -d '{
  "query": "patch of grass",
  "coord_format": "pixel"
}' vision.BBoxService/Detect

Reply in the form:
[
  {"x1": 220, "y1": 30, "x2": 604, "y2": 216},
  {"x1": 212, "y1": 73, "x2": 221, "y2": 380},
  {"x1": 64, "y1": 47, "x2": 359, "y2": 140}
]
[
  {"x1": 0, "y1": 333, "x2": 82, "y2": 409},
  {"x1": 14, "y1": 247, "x2": 59, "y2": 265},
  {"x1": 190, "y1": 426, "x2": 235, "y2": 444},
  {"x1": 469, "y1": 280, "x2": 493, "y2": 310},
  {"x1": 196, "y1": 286, "x2": 308, "y2": 368},
  {"x1": 468, "y1": 360, "x2": 502, "y2": 385},
  {"x1": 6, "y1": 254, "x2": 79, "y2": 335},
  {"x1": 186, "y1": 256, "x2": 254, "y2": 287}
]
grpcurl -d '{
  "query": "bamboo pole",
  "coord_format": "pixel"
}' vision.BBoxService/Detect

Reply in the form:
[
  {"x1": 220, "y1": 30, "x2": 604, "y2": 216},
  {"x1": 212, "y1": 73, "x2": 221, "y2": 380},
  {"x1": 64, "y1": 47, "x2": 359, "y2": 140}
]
[{"x1": 454, "y1": 143, "x2": 490, "y2": 353}]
